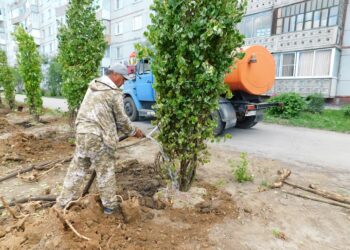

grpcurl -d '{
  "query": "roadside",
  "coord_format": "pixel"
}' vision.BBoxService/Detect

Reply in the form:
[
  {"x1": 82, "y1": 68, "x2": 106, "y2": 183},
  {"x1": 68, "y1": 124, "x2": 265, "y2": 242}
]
[
  {"x1": 264, "y1": 109, "x2": 350, "y2": 133},
  {"x1": 15, "y1": 94, "x2": 68, "y2": 112},
  {"x1": 0, "y1": 108, "x2": 349, "y2": 249}
]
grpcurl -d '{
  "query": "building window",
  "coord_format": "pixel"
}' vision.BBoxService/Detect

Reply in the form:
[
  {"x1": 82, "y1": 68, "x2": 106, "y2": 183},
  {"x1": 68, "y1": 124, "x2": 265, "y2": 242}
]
[
  {"x1": 273, "y1": 0, "x2": 339, "y2": 35},
  {"x1": 275, "y1": 49, "x2": 332, "y2": 77},
  {"x1": 133, "y1": 15, "x2": 142, "y2": 31},
  {"x1": 314, "y1": 50, "x2": 331, "y2": 76},
  {"x1": 238, "y1": 11, "x2": 272, "y2": 38},
  {"x1": 298, "y1": 51, "x2": 314, "y2": 76},
  {"x1": 114, "y1": 0, "x2": 123, "y2": 10},
  {"x1": 329, "y1": 6, "x2": 339, "y2": 26},
  {"x1": 114, "y1": 22, "x2": 123, "y2": 35},
  {"x1": 281, "y1": 53, "x2": 296, "y2": 77}
]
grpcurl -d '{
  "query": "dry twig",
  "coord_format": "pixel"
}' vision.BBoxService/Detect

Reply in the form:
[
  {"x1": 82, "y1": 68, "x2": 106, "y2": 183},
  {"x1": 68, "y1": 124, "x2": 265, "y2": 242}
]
[
  {"x1": 53, "y1": 206, "x2": 91, "y2": 241},
  {"x1": 0, "y1": 196, "x2": 21, "y2": 219}
]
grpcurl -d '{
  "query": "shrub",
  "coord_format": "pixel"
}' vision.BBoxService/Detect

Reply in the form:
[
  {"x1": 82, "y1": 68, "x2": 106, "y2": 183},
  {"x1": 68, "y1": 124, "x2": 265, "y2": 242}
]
[
  {"x1": 268, "y1": 93, "x2": 306, "y2": 118},
  {"x1": 230, "y1": 152, "x2": 253, "y2": 183},
  {"x1": 145, "y1": 0, "x2": 247, "y2": 191},
  {"x1": 342, "y1": 105, "x2": 350, "y2": 118},
  {"x1": 305, "y1": 93, "x2": 324, "y2": 113},
  {"x1": 58, "y1": 0, "x2": 107, "y2": 116},
  {"x1": 13, "y1": 26, "x2": 43, "y2": 121}
]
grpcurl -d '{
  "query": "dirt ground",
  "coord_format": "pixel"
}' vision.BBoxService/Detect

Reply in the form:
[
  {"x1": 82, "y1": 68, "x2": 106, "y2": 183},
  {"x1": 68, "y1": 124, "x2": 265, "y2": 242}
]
[{"x1": 0, "y1": 108, "x2": 349, "y2": 250}]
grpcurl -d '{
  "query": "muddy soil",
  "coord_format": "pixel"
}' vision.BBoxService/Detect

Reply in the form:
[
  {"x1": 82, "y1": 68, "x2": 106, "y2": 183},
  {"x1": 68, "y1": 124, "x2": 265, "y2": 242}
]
[{"x1": 1, "y1": 109, "x2": 350, "y2": 250}]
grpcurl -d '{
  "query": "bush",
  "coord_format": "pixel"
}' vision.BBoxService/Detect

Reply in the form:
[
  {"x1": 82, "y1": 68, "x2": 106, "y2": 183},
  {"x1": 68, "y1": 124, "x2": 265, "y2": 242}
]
[
  {"x1": 230, "y1": 152, "x2": 253, "y2": 183},
  {"x1": 305, "y1": 93, "x2": 324, "y2": 113},
  {"x1": 342, "y1": 105, "x2": 350, "y2": 118},
  {"x1": 268, "y1": 93, "x2": 306, "y2": 118}
]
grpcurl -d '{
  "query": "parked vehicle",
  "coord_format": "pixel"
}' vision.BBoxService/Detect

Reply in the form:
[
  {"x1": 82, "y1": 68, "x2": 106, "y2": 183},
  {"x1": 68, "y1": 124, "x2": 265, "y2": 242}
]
[{"x1": 123, "y1": 45, "x2": 280, "y2": 135}]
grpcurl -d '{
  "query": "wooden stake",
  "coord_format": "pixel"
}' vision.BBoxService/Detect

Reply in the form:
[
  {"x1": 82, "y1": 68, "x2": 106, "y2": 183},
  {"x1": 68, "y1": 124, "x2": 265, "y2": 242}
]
[
  {"x1": 282, "y1": 190, "x2": 350, "y2": 209},
  {"x1": 270, "y1": 169, "x2": 291, "y2": 188}
]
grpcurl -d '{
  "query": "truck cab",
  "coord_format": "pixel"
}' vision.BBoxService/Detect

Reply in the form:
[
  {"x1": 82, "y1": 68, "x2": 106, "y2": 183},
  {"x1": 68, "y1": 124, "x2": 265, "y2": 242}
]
[{"x1": 123, "y1": 59, "x2": 156, "y2": 121}]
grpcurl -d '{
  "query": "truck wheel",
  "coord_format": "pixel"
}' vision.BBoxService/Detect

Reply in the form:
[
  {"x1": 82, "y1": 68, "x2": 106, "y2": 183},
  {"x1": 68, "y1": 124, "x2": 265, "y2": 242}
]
[
  {"x1": 211, "y1": 110, "x2": 225, "y2": 136},
  {"x1": 124, "y1": 97, "x2": 139, "y2": 121},
  {"x1": 235, "y1": 116, "x2": 258, "y2": 129}
]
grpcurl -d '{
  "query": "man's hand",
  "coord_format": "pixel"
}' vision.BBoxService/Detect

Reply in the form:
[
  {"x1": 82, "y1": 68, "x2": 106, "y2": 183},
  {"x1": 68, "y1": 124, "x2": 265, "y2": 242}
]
[{"x1": 134, "y1": 128, "x2": 145, "y2": 138}]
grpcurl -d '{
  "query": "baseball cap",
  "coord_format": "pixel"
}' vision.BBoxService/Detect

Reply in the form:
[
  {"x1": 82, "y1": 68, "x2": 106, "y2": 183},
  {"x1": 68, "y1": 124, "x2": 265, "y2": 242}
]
[{"x1": 109, "y1": 64, "x2": 131, "y2": 80}]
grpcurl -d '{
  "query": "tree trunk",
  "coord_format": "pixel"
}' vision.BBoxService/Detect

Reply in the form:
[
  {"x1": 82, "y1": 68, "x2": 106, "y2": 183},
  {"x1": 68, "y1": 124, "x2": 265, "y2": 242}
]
[
  {"x1": 69, "y1": 110, "x2": 77, "y2": 128},
  {"x1": 178, "y1": 160, "x2": 197, "y2": 192}
]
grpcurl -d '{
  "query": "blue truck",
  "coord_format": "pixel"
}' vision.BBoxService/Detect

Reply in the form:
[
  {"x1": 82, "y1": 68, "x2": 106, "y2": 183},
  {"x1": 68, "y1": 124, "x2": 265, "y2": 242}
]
[{"x1": 123, "y1": 46, "x2": 279, "y2": 135}]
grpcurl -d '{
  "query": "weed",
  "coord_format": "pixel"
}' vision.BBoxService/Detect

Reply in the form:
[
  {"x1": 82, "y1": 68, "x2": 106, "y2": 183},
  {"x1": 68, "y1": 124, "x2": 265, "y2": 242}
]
[{"x1": 230, "y1": 152, "x2": 253, "y2": 183}]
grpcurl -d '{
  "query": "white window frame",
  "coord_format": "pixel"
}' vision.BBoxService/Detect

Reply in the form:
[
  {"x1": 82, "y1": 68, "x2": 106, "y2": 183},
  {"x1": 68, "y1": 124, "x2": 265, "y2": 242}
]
[
  {"x1": 114, "y1": 0, "x2": 123, "y2": 10},
  {"x1": 132, "y1": 15, "x2": 143, "y2": 31},
  {"x1": 114, "y1": 21, "x2": 123, "y2": 35},
  {"x1": 276, "y1": 48, "x2": 335, "y2": 79}
]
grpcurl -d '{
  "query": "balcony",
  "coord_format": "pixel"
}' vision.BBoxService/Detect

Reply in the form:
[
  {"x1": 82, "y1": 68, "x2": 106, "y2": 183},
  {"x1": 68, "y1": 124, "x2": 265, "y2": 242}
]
[
  {"x1": 244, "y1": 26, "x2": 340, "y2": 53},
  {"x1": 268, "y1": 78, "x2": 337, "y2": 98}
]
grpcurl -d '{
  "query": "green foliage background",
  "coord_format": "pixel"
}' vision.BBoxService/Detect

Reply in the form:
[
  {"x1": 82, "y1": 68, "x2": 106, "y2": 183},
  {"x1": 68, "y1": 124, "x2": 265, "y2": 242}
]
[
  {"x1": 305, "y1": 93, "x2": 324, "y2": 113},
  {"x1": 145, "y1": 0, "x2": 246, "y2": 191},
  {"x1": 268, "y1": 92, "x2": 306, "y2": 118},
  {"x1": 47, "y1": 57, "x2": 63, "y2": 96},
  {"x1": 14, "y1": 26, "x2": 43, "y2": 118},
  {"x1": 0, "y1": 50, "x2": 16, "y2": 109},
  {"x1": 58, "y1": 0, "x2": 107, "y2": 113}
]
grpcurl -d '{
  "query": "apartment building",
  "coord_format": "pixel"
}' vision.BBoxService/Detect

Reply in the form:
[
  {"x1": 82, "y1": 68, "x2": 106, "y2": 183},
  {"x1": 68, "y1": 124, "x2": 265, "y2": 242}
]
[
  {"x1": 239, "y1": 0, "x2": 350, "y2": 100},
  {"x1": 0, "y1": 3, "x2": 7, "y2": 53},
  {"x1": 3, "y1": 0, "x2": 152, "y2": 73}
]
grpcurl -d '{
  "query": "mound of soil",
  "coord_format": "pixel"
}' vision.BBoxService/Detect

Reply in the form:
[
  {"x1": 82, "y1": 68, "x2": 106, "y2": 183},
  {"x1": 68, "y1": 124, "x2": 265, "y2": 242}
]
[
  {"x1": 0, "y1": 132, "x2": 74, "y2": 164},
  {"x1": 0, "y1": 182, "x2": 236, "y2": 249}
]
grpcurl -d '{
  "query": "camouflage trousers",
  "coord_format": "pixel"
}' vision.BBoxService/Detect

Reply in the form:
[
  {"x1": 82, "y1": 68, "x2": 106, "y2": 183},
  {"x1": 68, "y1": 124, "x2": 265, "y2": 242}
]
[{"x1": 57, "y1": 133, "x2": 118, "y2": 209}]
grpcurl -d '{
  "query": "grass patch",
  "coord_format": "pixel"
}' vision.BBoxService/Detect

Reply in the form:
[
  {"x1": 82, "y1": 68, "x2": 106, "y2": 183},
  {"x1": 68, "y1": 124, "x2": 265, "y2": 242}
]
[{"x1": 264, "y1": 110, "x2": 350, "y2": 133}]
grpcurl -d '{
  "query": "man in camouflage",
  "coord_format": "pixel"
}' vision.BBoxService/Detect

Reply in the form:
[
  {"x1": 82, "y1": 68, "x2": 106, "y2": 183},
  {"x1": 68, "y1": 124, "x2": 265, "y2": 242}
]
[{"x1": 57, "y1": 64, "x2": 144, "y2": 214}]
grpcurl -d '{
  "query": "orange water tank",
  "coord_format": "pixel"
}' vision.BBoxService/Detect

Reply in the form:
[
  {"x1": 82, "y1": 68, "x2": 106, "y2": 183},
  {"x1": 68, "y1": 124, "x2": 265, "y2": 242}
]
[{"x1": 224, "y1": 45, "x2": 276, "y2": 95}]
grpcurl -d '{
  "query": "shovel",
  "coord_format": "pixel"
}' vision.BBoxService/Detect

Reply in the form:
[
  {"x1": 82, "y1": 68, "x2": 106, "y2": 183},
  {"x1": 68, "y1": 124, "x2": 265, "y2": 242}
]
[{"x1": 82, "y1": 126, "x2": 162, "y2": 196}]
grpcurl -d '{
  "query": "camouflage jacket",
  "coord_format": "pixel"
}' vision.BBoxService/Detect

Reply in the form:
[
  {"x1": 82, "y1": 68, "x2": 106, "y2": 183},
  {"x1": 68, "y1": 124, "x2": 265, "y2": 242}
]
[{"x1": 75, "y1": 75, "x2": 136, "y2": 151}]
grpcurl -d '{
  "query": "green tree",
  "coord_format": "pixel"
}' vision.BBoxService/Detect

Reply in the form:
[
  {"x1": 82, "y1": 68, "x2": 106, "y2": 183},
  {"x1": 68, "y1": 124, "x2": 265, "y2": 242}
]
[
  {"x1": 12, "y1": 67, "x2": 24, "y2": 94},
  {"x1": 58, "y1": 0, "x2": 107, "y2": 116},
  {"x1": 13, "y1": 26, "x2": 43, "y2": 120},
  {"x1": 0, "y1": 50, "x2": 16, "y2": 109},
  {"x1": 47, "y1": 57, "x2": 62, "y2": 96},
  {"x1": 146, "y1": 1, "x2": 246, "y2": 191}
]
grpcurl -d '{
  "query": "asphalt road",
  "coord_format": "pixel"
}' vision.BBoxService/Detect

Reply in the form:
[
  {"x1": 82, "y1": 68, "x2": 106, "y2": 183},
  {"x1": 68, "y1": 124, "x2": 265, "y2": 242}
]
[
  {"x1": 135, "y1": 121, "x2": 350, "y2": 171},
  {"x1": 15, "y1": 95, "x2": 349, "y2": 171},
  {"x1": 15, "y1": 94, "x2": 68, "y2": 112}
]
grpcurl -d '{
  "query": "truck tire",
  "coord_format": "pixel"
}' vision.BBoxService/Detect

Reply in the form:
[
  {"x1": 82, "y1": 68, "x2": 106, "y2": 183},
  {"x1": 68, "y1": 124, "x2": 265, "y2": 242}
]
[
  {"x1": 235, "y1": 116, "x2": 258, "y2": 129},
  {"x1": 211, "y1": 110, "x2": 225, "y2": 136},
  {"x1": 124, "y1": 97, "x2": 139, "y2": 121}
]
